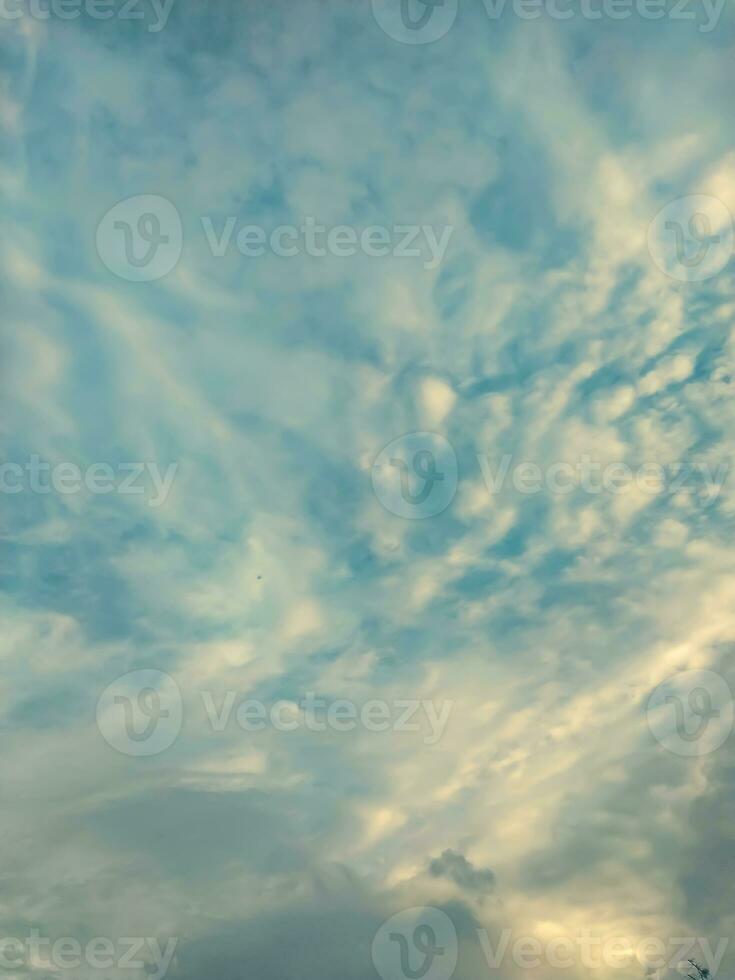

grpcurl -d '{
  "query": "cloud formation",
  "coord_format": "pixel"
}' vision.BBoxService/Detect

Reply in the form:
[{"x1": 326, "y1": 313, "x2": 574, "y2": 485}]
[{"x1": 2, "y1": 2, "x2": 735, "y2": 980}]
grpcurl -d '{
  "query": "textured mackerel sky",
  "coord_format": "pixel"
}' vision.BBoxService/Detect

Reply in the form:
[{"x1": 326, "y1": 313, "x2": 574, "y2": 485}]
[{"x1": 2, "y1": 2, "x2": 735, "y2": 980}]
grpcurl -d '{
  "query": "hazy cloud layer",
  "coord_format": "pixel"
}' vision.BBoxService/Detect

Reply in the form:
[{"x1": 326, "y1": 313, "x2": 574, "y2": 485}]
[{"x1": 2, "y1": 2, "x2": 735, "y2": 980}]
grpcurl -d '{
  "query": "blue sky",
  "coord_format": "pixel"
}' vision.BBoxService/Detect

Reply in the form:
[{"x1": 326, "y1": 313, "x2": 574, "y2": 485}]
[{"x1": 2, "y1": 2, "x2": 735, "y2": 979}]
